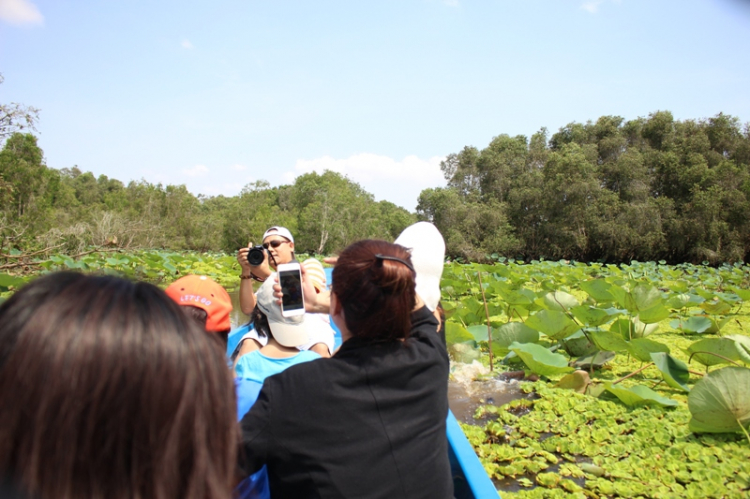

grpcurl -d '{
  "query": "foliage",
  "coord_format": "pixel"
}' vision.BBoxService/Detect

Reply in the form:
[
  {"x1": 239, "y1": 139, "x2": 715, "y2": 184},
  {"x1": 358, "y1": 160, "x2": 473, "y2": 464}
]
[
  {"x1": 443, "y1": 258, "x2": 750, "y2": 496},
  {"x1": 421, "y1": 112, "x2": 750, "y2": 263}
]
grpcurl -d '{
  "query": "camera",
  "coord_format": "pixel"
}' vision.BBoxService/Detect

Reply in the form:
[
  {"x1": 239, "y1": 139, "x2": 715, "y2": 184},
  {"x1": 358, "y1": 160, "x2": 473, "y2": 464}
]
[{"x1": 246, "y1": 245, "x2": 266, "y2": 266}]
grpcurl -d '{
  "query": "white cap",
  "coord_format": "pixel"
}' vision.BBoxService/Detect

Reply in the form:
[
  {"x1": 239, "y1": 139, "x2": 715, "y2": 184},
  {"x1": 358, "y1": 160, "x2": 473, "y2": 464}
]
[
  {"x1": 255, "y1": 278, "x2": 308, "y2": 347},
  {"x1": 394, "y1": 222, "x2": 445, "y2": 311},
  {"x1": 262, "y1": 226, "x2": 294, "y2": 244}
]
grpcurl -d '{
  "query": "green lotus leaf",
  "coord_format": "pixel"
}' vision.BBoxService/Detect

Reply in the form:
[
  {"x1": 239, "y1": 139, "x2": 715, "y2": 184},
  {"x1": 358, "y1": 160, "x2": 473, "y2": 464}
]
[
  {"x1": 466, "y1": 324, "x2": 492, "y2": 343},
  {"x1": 626, "y1": 338, "x2": 670, "y2": 363},
  {"x1": 588, "y1": 330, "x2": 629, "y2": 352},
  {"x1": 670, "y1": 316, "x2": 713, "y2": 334},
  {"x1": 508, "y1": 341, "x2": 574, "y2": 377},
  {"x1": 630, "y1": 284, "x2": 663, "y2": 311},
  {"x1": 540, "y1": 291, "x2": 580, "y2": 311},
  {"x1": 704, "y1": 316, "x2": 731, "y2": 334},
  {"x1": 445, "y1": 322, "x2": 475, "y2": 346},
  {"x1": 610, "y1": 317, "x2": 657, "y2": 340},
  {"x1": 637, "y1": 304, "x2": 670, "y2": 324},
  {"x1": 572, "y1": 350, "x2": 616, "y2": 369},
  {"x1": 0, "y1": 273, "x2": 27, "y2": 289},
  {"x1": 666, "y1": 293, "x2": 693, "y2": 309},
  {"x1": 724, "y1": 335, "x2": 750, "y2": 365},
  {"x1": 580, "y1": 279, "x2": 615, "y2": 303},
  {"x1": 489, "y1": 322, "x2": 539, "y2": 357},
  {"x1": 688, "y1": 367, "x2": 750, "y2": 436},
  {"x1": 497, "y1": 288, "x2": 536, "y2": 306},
  {"x1": 570, "y1": 305, "x2": 621, "y2": 327},
  {"x1": 525, "y1": 309, "x2": 581, "y2": 340},
  {"x1": 686, "y1": 338, "x2": 746, "y2": 367},
  {"x1": 700, "y1": 299, "x2": 732, "y2": 315},
  {"x1": 728, "y1": 286, "x2": 750, "y2": 301},
  {"x1": 555, "y1": 370, "x2": 591, "y2": 393},
  {"x1": 604, "y1": 383, "x2": 678, "y2": 407},
  {"x1": 651, "y1": 352, "x2": 691, "y2": 392},
  {"x1": 561, "y1": 330, "x2": 598, "y2": 357}
]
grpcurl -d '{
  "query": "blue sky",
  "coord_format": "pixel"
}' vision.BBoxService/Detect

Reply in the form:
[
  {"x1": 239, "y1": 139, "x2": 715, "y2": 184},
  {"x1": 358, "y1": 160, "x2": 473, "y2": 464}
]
[{"x1": 2, "y1": 0, "x2": 749, "y2": 210}]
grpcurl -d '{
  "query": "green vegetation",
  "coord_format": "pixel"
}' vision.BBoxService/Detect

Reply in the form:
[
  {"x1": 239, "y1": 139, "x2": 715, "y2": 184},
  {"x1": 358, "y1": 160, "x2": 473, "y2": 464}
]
[
  {"x1": 420, "y1": 112, "x2": 750, "y2": 264},
  {"x1": 443, "y1": 259, "x2": 750, "y2": 498}
]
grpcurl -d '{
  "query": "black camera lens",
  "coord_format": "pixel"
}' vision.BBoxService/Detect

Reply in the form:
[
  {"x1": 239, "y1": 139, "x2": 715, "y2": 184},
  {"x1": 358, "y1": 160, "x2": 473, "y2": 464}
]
[{"x1": 247, "y1": 245, "x2": 266, "y2": 266}]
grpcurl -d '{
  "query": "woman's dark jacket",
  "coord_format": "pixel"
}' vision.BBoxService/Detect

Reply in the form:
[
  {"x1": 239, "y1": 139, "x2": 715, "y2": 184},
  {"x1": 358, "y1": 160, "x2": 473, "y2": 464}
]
[{"x1": 238, "y1": 305, "x2": 452, "y2": 499}]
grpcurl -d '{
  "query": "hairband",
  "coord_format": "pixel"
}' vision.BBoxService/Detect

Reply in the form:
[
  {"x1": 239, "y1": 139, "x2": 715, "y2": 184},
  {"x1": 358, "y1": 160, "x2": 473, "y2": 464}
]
[{"x1": 374, "y1": 254, "x2": 415, "y2": 273}]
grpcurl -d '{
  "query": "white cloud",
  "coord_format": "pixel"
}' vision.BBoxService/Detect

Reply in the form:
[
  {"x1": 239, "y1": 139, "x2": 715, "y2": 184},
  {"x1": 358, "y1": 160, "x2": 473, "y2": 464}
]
[
  {"x1": 181, "y1": 39, "x2": 194, "y2": 49},
  {"x1": 286, "y1": 153, "x2": 446, "y2": 210},
  {"x1": 581, "y1": 1, "x2": 603, "y2": 13},
  {"x1": 182, "y1": 164, "x2": 209, "y2": 177},
  {"x1": 443, "y1": 0, "x2": 459, "y2": 7},
  {"x1": 230, "y1": 164, "x2": 248, "y2": 171},
  {"x1": 0, "y1": 0, "x2": 43, "y2": 26}
]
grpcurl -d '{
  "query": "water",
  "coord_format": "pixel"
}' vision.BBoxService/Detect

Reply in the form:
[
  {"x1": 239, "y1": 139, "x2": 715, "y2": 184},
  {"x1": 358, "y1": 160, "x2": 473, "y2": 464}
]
[{"x1": 448, "y1": 361, "x2": 529, "y2": 424}]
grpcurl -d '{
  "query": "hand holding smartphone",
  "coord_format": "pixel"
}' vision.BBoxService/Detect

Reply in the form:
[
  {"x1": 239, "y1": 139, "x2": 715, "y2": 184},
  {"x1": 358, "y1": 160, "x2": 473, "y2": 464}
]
[{"x1": 277, "y1": 262, "x2": 305, "y2": 317}]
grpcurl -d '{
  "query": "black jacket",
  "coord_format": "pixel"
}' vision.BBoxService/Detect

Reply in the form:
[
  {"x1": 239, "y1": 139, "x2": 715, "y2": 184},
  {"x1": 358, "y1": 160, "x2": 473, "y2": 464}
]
[{"x1": 239, "y1": 306, "x2": 452, "y2": 499}]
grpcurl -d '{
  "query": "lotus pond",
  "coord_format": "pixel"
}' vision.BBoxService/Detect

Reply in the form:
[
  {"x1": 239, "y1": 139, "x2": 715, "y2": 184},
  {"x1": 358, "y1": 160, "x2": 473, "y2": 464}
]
[
  {"x1": 442, "y1": 259, "x2": 750, "y2": 498},
  {"x1": 2, "y1": 252, "x2": 750, "y2": 497}
]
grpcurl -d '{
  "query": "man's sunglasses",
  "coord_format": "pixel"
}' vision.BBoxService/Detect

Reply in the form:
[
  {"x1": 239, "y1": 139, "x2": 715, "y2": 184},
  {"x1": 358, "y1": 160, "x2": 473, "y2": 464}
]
[{"x1": 263, "y1": 240, "x2": 289, "y2": 250}]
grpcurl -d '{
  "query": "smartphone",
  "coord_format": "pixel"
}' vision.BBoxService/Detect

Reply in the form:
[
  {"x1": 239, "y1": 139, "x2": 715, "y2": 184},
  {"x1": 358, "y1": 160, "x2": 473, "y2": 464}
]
[{"x1": 277, "y1": 262, "x2": 305, "y2": 317}]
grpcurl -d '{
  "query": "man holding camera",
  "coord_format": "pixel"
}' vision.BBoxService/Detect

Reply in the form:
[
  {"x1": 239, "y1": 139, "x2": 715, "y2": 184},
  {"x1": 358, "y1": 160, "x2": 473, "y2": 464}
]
[{"x1": 236, "y1": 226, "x2": 333, "y2": 359}]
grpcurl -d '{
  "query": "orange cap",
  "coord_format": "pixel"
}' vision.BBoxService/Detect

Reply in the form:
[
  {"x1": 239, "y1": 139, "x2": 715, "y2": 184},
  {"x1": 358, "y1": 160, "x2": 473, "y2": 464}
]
[{"x1": 165, "y1": 275, "x2": 232, "y2": 333}]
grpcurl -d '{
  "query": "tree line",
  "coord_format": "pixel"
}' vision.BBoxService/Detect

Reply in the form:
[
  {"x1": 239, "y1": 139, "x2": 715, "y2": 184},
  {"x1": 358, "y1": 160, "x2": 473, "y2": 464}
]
[
  {"x1": 2, "y1": 74, "x2": 748, "y2": 263},
  {"x1": 418, "y1": 112, "x2": 750, "y2": 264}
]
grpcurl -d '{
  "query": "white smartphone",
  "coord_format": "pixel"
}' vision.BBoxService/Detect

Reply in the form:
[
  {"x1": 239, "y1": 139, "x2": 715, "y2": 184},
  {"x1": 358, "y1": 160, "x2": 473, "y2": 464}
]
[{"x1": 277, "y1": 262, "x2": 306, "y2": 317}]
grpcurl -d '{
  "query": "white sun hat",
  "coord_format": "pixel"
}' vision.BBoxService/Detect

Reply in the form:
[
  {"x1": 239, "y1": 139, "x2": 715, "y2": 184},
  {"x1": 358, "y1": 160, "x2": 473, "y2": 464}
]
[{"x1": 394, "y1": 222, "x2": 445, "y2": 311}]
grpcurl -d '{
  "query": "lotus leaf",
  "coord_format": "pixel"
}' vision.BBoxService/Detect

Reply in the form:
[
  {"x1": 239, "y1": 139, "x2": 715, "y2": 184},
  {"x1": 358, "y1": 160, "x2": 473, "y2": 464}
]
[
  {"x1": 570, "y1": 305, "x2": 621, "y2": 327},
  {"x1": 700, "y1": 299, "x2": 732, "y2": 315},
  {"x1": 445, "y1": 322, "x2": 475, "y2": 346},
  {"x1": 666, "y1": 293, "x2": 692, "y2": 309},
  {"x1": 670, "y1": 316, "x2": 713, "y2": 334},
  {"x1": 561, "y1": 330, "x2": 598, "y2": 357},
  {"x1": 0, "y1": 273, "x2": 27, "y2": 289},
  {"x1": 555, "y1": 370, "x2": 591, "y2": 393},
  {"x1": 687, "y1": 367, "x2": 750, "y2": 441},
  {"x1": 637, "y1": 304, "x2": 670, "y2": 324},
  {"x1": 704, "y1": 316, "x2": 731, "y2": 334},
  {"x1": 686, "y1": 338, "x2": 746, "y2": 367},
  {"x1": 525, "y1": 309, "x2": 580, "y2": 340},
  {"x1": 626, "y1": 338, "x2": 670, "y2": 363},
  {"x1": 604, "y1": 383, "x2": 678, "y2": 407},
  {"x1": 588, "y1": 330, "x2": 629, "y2": 352},
  {"x1": 580, "y1": 279, "x2": 615, "y2": 303},
  {"x1": 466, "y1": 324, "x2": 492, "y2": 343},
  {"x1": 508, "y1": 341, "x2": 574, "y2": 377},
  {"x1": 572, "y1": 350, "x2": 616, "y2": 369},
  {"x1": 610, "y1": 317, "x2": 657, "y2": 340},
  {"x1": 540, "y1": 291, "x2": 580, "y2": 311},
  {"x1": 497, "y1": 288, "x2": 536, "y2": 306},
  {"x1": 650, "y1": 352, "x2": 691, "y2": 392},
  {"x1": 489, "y1": 322, "x2": 539, "y2": 357},
  {"x1": 725, "y1": 335, "x2": 750, "y2": 364}
]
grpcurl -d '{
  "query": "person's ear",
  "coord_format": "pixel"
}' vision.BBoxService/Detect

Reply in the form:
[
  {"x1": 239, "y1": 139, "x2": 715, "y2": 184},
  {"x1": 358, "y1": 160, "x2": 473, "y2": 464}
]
[{"x1": 289, "y1": 242, "x2": 295, "y2": 252}]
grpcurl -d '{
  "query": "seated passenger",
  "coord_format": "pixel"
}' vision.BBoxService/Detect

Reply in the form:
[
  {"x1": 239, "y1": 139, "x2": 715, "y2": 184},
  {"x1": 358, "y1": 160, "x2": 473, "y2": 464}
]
[
  {"x1": 234, "y1": 278, "x2": 323, "y2": 382},
  {"x1": 238, "y1": 240, "x2": 452, "y2": 499},
  {"x1": 0, "y1": 272, "x2": 237, "y2": 499},
  {"x1": 233, "y1": 256, "x2": 335, "y2": 362},
  {"x1": 165, "y1": 274, "x2": 233, "y2": 346}
]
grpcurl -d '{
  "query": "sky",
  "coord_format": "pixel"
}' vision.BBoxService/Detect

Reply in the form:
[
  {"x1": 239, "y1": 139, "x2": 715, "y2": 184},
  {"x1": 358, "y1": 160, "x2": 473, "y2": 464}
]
[{"x1": 1, "y1": 0, "x2": 749, "y2": 211}]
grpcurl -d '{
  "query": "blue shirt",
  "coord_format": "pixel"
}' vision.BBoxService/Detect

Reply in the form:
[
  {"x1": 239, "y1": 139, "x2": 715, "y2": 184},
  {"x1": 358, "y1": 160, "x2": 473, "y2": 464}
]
[{"x1": 235, "y1": 350, "x2": 322, "y2": 383}]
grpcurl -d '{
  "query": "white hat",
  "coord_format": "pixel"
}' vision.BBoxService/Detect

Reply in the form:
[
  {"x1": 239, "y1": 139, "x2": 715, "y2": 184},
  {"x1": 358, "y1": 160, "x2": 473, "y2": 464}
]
[
  {"x1": 394, "y1": 222, "x2": 445, "y2": 311},
  {"x1": 262, "y1": 226, "x2": 294, "y2": 244},
  {"x1": 255, "y1": 278, "x2": 308, "y2": 347}
]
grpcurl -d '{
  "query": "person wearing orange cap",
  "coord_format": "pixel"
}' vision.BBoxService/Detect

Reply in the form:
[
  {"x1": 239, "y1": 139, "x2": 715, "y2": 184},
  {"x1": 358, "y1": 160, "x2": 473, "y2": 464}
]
[{"x1": 165, "y1": 275, "x2": 233, "y2": 346}]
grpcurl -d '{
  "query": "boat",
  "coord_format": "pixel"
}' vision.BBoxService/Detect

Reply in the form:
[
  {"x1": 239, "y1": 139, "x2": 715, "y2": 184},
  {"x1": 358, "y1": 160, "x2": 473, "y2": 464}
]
[{"x1": 227, "y1": 267, "x2": 499, "y2": 498}]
